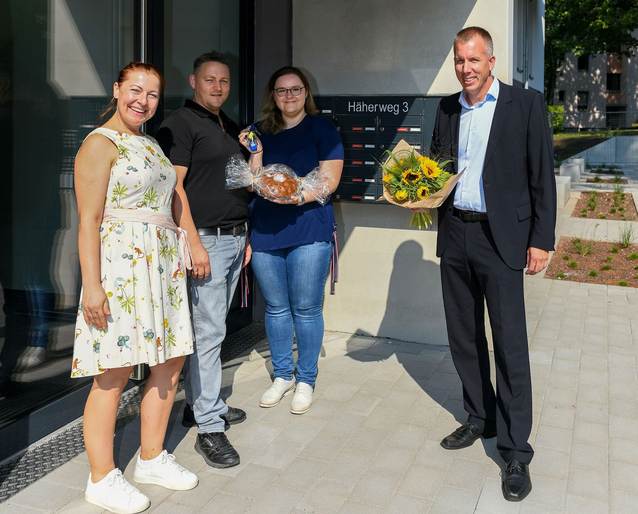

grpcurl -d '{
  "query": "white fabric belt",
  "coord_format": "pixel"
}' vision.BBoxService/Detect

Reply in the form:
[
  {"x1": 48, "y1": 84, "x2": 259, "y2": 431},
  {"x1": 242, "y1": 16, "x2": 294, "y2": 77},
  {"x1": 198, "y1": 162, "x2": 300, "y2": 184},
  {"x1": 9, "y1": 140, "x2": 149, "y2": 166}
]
[{"x1": 102, "y1": 208, "x2": 192, "y2": 270}]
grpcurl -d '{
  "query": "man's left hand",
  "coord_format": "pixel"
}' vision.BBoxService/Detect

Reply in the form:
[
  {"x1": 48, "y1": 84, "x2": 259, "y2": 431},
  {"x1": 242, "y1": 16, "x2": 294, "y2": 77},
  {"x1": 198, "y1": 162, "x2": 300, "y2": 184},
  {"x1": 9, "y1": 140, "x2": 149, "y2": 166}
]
[{"x1": 526, "y1": 247, "x2": 549, "y2": 275}]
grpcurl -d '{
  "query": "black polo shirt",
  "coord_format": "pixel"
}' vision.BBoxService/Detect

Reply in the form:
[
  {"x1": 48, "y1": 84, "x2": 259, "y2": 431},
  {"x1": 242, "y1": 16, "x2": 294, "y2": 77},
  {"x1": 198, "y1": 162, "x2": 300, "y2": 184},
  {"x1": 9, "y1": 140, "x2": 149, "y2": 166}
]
[{"x1": 156, "y1": 100, "x2": 250, "y2": 229}]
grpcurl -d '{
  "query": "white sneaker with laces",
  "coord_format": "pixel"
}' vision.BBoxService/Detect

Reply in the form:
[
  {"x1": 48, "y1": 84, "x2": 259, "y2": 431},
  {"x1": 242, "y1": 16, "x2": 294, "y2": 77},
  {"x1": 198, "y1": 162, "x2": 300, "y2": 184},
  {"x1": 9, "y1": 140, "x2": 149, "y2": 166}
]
[
  {"x1": 85, "y1": 468, "x2": 150, "y2": 514},
  {"x1": 260, "y1": 377, "x2": 296, "y2": 407},
  {"x1": 290, "y1": 382, "x2": 313, "y2": 414},
  {"x1": 133, "y1": 450, "x2": 198, "y2": 491}
]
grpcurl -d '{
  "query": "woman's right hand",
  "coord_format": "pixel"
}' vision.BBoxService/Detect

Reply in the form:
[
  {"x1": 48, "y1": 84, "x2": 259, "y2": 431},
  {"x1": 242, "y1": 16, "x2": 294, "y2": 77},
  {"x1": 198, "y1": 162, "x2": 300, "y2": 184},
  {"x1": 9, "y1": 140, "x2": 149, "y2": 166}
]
[
  {"x1": 82, "y1": 285, "x2": 111, "y2": 331},
  {"x1": 239, "y1": 128, "x2": 263, "y2": 154}
]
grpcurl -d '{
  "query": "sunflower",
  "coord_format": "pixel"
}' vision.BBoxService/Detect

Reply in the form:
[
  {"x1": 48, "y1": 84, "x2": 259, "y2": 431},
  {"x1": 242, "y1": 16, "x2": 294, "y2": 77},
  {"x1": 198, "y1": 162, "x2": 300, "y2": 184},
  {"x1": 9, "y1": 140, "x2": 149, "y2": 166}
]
[
  {"x1": 418, "y1": 156, "x2": 442, "y2": 178},
  {"x1": 383, "y1": 173, "x2": 393, "y2": 184},
  {"x1": 394, "y1": 189, "x2": 409, "y2": 202},
  {"x1": 401, "y1": 169, "x2": 421, "y2": 184},
  {"x1": 416, "y1": 185, "x2": 430, "y2": 200}
]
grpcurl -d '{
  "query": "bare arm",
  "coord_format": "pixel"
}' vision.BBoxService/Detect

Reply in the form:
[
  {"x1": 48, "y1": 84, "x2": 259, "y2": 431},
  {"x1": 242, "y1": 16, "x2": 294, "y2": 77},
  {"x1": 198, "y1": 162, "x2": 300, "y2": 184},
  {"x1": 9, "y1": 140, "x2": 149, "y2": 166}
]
[
  {"x1": 296, "y1": 159, "x2": 343, "y2": 205},
  {"x1": 172, "y1": 165, "x2": 210, "y2": 279},
  {"x1": 75, "y1": 134, "x2": 116, "y2": 330}
]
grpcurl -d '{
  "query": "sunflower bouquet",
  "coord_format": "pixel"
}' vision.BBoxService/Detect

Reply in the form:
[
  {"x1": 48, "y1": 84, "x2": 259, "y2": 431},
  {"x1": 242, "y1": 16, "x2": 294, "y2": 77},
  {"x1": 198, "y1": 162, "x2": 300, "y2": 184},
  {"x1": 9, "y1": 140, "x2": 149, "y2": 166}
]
[{"x1": 381, "y1": 139, "x2": 463, "y2": 229}]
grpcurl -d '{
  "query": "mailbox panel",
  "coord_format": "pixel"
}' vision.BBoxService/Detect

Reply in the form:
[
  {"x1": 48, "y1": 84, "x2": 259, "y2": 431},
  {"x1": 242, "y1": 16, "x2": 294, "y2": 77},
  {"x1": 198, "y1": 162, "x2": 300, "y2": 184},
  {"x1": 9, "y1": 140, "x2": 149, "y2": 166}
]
[{"x1": 315, "y1": 95, "x2": 442, "y2": 203}]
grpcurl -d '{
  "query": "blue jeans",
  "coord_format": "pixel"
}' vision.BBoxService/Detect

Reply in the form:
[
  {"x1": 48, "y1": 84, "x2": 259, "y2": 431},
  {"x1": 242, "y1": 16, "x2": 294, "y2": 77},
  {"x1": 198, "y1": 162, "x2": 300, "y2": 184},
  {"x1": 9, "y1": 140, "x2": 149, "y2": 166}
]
[
  {"x1": 251, "y1": 241, "x2": 332, "y2": 387},
  {"x1": 185, "y1": 234, "x2": 245, "y2": 433}
]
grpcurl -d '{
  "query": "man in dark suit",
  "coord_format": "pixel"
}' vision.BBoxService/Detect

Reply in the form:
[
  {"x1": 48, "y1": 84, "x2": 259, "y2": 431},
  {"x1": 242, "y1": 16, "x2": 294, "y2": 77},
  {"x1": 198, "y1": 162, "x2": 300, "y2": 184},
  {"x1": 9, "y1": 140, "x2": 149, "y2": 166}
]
[{"x1": 430, "y1": 26, "x2": 556, "y2": 502}]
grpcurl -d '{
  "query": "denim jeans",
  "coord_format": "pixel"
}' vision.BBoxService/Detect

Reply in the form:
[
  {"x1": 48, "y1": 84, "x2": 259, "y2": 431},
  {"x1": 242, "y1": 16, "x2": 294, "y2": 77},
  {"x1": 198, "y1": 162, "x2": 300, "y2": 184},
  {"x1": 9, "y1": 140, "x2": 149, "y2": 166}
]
[
  {"x1": 184, "y1": 233, "x2": 245, "y2": 433},
  {"x1": 251, "y1": 241, "x2": 332, "y2": 387}
]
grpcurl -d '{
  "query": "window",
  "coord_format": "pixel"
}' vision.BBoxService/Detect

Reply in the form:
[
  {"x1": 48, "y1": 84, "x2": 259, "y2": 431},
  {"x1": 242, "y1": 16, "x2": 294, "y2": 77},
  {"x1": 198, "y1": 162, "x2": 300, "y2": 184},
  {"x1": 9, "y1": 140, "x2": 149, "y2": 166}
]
[
  {"x1": 607, "y1": 73, "x2": 621, "y2": 92},
  {"x1": 0, "y1": 0, "x2": 134, "y2": 455},
  {"x1": 162, "y1": 0, "x2": 241, "y2": 122},
  {"x1": 577, "y1": 54, "x2": 589, "y2": 71},
  {"x1": 577, "y1": 91, "x2": 589, "y2": 111},
  {"x1": 606, "y1": 106, "x2": 626, "y2": 128},
  {"x1": 558, "y1": 90, "x2": 565, "y2": 103}
]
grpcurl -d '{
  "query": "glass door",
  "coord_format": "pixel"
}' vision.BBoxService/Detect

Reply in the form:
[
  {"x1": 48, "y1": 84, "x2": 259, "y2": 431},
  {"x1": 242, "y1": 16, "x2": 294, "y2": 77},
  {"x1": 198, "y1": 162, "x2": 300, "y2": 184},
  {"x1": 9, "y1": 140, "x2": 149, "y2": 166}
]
[{"x1": 0, "y1": 0, "x2": 135, "y2": 459}]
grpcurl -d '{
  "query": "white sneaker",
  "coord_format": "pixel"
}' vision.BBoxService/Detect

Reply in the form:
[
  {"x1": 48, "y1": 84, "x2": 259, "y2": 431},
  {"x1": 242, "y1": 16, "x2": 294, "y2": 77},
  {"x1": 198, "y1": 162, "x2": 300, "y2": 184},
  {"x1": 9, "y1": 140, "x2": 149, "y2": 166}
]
[
  {"x1": 290, "y1": 382, "x2": 313, "y2": 414},
  {"x1": 85, "y1": 468, "x2": 150, "y2": 514},
  {"x1": 133, "y1": 450, "x2": 198, "y2": 491},
  {"x1": 260, "y1": 377, "x2": 296, "y2": 407}
]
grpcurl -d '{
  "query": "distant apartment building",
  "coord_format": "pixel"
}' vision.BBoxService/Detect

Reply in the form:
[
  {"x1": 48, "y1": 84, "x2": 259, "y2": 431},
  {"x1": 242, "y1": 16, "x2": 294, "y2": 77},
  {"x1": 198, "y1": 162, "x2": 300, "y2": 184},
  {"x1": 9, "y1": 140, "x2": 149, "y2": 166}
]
[{"x1": 554, "y1": 48, "x2": 638, "y2": 130}]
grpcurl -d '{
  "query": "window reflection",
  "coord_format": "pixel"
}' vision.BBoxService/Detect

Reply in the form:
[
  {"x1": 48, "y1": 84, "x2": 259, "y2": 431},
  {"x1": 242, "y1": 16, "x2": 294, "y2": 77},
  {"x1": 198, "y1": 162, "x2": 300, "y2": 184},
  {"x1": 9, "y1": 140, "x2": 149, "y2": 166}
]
[
  {"x1": 163, "y1": 0, "x2": 240, "y2": 120},
  {"x1": 0, "y1": 0, "x2": 134, "y2": 447},
  {"x1": 0, "y1": 0, "x2": 244, "y2": 460}
]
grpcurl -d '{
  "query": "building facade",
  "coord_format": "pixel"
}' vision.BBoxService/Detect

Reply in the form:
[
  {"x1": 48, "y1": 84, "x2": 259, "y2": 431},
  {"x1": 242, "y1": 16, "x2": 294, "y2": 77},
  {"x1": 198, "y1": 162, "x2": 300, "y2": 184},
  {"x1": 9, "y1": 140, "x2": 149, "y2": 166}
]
[
  {"x1": 0, "y1": 0, "x2": 544, "y2": 461},
  {"x1": 554, "y1": 47, "x2": 638, "y2": 129}
]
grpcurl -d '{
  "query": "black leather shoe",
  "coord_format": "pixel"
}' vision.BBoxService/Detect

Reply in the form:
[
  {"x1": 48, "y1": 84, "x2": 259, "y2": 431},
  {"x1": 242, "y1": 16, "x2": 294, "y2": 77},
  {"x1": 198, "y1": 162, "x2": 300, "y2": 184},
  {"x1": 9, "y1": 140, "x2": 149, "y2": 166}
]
[
  {"x1": 195, "y1": 432, "x2": 240, "y2": 468},
  {"x1": 502, "y1": 460, "x2": 532, "y2": 501},
  {"x1": 440, "y1": 422, "x2": 497, "y2": 450},
  {"x1": 182, "y1": 405, "x2": 247, "y2": 430},
  {"x1": 222, "y1": 406, "x2": 247, "y2": 427}
]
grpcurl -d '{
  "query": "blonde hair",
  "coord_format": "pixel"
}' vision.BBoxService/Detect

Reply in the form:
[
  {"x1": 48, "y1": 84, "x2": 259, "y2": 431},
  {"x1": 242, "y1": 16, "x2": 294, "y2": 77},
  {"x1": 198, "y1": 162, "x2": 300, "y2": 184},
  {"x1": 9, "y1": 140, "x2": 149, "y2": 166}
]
[{"x1": 454, "y1": 26, "x2": 494, "y2": 56}]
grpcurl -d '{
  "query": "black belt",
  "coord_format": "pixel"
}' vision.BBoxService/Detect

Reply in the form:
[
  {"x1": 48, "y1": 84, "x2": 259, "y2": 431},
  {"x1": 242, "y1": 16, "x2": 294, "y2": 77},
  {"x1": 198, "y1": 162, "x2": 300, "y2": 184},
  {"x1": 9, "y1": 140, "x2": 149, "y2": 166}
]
[
  {"x1": 197, "y1": 222, "x2": 248, "y2": 236},
  {"x1": 453, "y1": 208, "x2": 488, "y2": 222}
]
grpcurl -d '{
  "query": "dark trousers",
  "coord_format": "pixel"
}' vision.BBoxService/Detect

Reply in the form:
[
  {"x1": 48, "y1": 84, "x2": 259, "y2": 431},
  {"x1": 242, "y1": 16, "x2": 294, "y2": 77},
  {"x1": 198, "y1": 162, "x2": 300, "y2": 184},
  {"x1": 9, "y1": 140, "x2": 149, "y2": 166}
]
[{"x1": 440, "y1": 214, "x2": 534, "y2": 464}]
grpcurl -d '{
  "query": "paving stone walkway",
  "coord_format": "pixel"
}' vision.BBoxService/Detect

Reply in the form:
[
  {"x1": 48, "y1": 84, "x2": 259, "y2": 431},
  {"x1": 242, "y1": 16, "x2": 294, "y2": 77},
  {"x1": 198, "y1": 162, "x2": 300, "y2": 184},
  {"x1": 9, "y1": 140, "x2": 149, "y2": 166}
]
[{"x1": 3, "y1": 191, "x2": 638, "y2": 513}]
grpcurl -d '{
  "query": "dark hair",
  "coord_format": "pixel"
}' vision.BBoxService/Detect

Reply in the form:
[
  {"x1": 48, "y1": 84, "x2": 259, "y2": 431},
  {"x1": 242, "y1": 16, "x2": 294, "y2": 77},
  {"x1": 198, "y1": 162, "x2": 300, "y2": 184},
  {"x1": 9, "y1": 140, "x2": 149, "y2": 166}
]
[
  {"x1": 259, "y1": 66, "x2": 318, "y2": 134},
  {"x1": 99, "y1": 62, "x2": 164, "y2": 120},
  {"x1": 454, "y1": 26, "x2": 494, "y2": 56},
  {"x1": 193, "y1": 51, "x2": 231, "y2": 74}
]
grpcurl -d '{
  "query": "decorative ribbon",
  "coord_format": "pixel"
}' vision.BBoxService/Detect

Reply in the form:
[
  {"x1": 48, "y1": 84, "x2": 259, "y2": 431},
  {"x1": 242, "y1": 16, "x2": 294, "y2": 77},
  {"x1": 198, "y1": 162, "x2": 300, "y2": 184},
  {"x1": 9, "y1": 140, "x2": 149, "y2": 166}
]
[
  {"x1": 330, "y1": 229, "x2": 339, "y2": 295},
  {"x1": 240, "y1": 265, "x2": 250, "y2": 308},
  {"x1": 102, "y1": 208, "x2": 192, "y2": 271}
]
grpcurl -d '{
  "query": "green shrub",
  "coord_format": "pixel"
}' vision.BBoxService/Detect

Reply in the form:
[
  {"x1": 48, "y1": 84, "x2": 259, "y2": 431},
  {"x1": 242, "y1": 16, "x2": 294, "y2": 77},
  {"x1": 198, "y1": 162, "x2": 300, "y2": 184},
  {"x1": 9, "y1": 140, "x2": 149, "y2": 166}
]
[
  {"x1": 601, "y1": 264, "x2": 612, "y2": 271},
  {"x1": 568, "y1": 261, "x2": 578, "y2": 269},
  {"x1": 611, "y1": 247, "x2": 619, "y2": 254},
  {"x1": 571, "y1": 238, "x2": 593, "y2": 257},
  {"x1": 618, "y1": 224, "x2": 634, "y2": 249},
  {"x1": 548, "y1": 105, "x2": 565, "y2": 133},
  {"x1": 556, "y1": 272, "x2": 567, "y2": 280},
  {"x1": 588, "y1": 270, "x2": 598, "y2": 277},
  {"x1": 618, "y1": 280, "x2": 628, "y2": 287}
]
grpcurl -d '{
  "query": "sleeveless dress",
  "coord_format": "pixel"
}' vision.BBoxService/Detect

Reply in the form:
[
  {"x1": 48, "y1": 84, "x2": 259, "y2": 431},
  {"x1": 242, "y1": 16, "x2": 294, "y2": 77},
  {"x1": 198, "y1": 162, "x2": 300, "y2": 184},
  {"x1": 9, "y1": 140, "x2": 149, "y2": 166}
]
[{"x1": 71, "y1": 128, "x2": 193, "y2": 378}]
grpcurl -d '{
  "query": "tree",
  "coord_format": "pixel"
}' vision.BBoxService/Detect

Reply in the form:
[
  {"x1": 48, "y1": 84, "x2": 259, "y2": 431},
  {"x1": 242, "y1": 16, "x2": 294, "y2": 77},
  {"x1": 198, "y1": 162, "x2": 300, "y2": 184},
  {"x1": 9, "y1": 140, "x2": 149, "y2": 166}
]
[{"x1": 545, "y1": 0, "x2": 638, "y2": 103}]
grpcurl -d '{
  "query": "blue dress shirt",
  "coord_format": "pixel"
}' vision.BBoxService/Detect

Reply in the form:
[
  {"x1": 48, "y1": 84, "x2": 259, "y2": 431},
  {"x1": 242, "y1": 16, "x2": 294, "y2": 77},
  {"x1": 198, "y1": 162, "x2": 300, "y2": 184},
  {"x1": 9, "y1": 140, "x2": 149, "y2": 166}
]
[{"x1": 453, "y1": 78, "x2": 500, "y2": 213}]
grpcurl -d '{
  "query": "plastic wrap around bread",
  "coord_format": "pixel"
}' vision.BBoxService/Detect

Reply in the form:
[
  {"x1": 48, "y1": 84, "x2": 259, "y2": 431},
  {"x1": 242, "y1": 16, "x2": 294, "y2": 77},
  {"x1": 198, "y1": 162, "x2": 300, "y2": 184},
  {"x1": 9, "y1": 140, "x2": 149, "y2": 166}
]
[
  {"x1": 225, "y1": 154, "x2": 332, "y2": 205},
  {"x1": 258, "y1": 169, "x2": 301, "y2": 198}
]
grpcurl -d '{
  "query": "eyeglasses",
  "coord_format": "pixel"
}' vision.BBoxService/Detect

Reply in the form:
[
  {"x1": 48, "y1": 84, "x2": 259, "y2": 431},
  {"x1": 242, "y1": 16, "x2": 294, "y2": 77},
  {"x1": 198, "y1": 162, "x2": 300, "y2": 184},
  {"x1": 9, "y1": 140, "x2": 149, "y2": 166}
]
[{"x1": 273, "y1": 86, "x2": 305, "y2": 97}]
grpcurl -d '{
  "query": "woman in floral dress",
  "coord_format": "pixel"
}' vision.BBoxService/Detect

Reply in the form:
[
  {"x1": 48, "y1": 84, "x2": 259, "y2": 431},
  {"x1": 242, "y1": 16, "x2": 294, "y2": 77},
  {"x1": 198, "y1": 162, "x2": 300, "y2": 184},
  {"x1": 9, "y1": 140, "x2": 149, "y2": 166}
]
[{"x1": 72, "y1": 62, "x2": 197, "y2": 514}]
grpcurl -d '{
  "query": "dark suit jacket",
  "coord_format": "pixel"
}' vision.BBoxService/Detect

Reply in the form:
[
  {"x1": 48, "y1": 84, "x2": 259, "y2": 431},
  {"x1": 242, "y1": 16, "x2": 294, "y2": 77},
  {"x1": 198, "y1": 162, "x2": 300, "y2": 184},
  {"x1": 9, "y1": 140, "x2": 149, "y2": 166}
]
[{"x1": 431, "y1": 80, "x2": 556, "y2": 270}]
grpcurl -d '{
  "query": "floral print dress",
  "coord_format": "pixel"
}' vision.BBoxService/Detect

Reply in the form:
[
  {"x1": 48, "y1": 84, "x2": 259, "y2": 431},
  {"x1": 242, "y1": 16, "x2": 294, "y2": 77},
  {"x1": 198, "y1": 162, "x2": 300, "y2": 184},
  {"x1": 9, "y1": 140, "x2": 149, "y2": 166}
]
[{"x1": 71, "y1": 128, "x2": 193, "y2": 377}]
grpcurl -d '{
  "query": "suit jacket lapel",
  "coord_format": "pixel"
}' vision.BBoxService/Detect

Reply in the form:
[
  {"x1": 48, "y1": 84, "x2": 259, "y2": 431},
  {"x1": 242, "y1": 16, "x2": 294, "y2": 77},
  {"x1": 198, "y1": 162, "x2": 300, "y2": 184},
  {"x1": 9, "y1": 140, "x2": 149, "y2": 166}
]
[{"x1": 483, "y1": 80, "x2": 512, "y2": 173}]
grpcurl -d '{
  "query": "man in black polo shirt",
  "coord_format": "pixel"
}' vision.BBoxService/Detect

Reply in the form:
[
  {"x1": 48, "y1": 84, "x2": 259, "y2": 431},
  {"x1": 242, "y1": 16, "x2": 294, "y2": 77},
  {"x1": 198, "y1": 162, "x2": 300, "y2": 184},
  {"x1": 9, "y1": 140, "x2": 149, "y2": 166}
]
[{"x1": 157, "y1": 51, "x2": 250, "y2": 468}]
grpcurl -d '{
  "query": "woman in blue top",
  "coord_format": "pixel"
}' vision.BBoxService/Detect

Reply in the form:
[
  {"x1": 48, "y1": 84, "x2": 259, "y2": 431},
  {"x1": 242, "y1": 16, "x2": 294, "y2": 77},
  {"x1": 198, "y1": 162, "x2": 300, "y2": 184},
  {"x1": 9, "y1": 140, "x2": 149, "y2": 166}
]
[{"x1": 239, "y1": 66, "x2": 343, "y2": 414}]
